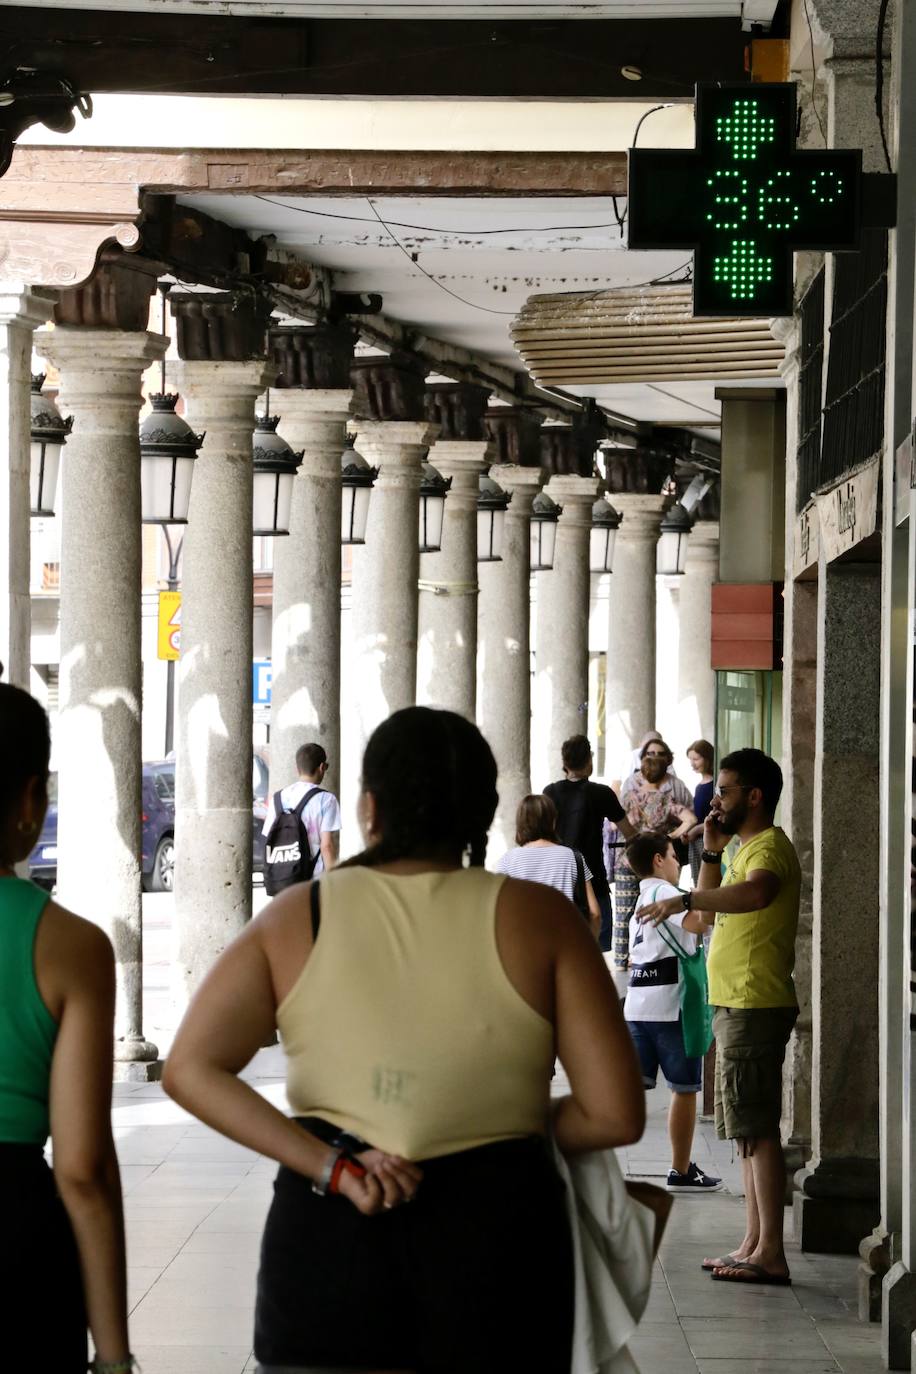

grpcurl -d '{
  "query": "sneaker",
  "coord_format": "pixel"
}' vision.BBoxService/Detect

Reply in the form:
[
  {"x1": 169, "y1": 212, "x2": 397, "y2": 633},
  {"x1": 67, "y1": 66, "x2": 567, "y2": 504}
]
[{"x1": 666, "y1": 1162, "x2": 724, "y2": 1192}]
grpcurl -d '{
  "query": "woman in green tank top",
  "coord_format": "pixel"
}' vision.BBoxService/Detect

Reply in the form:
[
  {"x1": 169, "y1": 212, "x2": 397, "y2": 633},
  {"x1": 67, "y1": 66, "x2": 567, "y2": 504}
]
[{"x1": 0, "y1": 684, "x2": 135, "y2": 1374}]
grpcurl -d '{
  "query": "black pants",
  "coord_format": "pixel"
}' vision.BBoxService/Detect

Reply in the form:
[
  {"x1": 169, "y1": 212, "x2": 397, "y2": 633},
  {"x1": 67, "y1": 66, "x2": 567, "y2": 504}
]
[
  {"x1": 255, "y1": 1120, "x2": 574, "y2": 1374},
  {"x1": 0, "y1": 1143, "x2": 87, "y2": 1369}
]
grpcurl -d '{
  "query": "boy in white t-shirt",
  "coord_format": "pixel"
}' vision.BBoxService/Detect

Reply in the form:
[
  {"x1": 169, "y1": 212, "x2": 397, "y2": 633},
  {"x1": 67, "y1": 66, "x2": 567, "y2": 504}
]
[{"x1": 624, "y1": 832, "x2": 722, "y2": 1193}]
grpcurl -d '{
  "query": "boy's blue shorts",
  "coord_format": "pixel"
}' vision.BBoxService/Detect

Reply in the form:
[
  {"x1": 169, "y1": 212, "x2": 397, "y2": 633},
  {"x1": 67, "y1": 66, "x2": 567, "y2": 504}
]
[{"x1": 627, "y1": 1016, "x2": 702, "y2": 1094}]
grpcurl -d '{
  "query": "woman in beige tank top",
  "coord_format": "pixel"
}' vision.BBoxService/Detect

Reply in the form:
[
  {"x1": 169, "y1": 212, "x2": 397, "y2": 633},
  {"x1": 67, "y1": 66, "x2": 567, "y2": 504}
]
[{"x1": 164, "y1": 707, "x2": 644, "y2": 1374}]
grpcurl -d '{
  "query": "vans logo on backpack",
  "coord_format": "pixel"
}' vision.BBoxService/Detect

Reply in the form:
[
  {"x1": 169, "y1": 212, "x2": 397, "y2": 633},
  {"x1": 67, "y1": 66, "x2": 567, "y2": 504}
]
[
  {"x1": 266, "y1": 842, "x2": 301, "y2": 865},
  {"x1": 263, "y1": 785, "x2": 323, "y2": 896}
]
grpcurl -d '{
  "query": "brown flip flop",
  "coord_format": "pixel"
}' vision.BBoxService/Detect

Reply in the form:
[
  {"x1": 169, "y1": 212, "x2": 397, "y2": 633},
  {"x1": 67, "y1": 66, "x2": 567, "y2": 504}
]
[{"x1": 711, "y1": 1260, "x2": 792, "y2": 1286}]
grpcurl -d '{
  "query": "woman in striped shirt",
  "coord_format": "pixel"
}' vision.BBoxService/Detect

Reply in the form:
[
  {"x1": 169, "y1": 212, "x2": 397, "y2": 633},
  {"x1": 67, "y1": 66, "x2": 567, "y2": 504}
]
[{"x1": 496, "y1": 794, "x2": 601, "y2": 938}]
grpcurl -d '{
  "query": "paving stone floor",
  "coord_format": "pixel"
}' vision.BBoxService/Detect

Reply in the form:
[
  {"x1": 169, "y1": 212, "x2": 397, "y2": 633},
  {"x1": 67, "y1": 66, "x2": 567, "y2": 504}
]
[{"x1": 113, "y1": 1057, "x2": 884, "y2": 1374}]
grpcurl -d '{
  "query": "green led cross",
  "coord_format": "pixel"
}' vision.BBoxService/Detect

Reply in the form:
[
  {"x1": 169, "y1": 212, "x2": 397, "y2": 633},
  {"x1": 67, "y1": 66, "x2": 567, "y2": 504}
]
[
  {"x1": 627, "y1": 84, "x2": 862, "y2": 316},
  {"x1": 715, "y1": 98, "x2": 776, "y2": 162},
  {"x1": 712, "y1": 240, "x2": 774, "y2": 301}
]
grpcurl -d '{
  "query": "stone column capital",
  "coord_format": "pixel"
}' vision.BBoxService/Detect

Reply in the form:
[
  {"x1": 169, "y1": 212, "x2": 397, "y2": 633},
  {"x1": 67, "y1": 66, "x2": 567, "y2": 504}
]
[
  {"x1": 614, "y1": 491, "x2": 672, "y2": 537},
  {"x1": 273, "y1": 387, "x2": 352, "y2": 425},
  {"x1": 353, "y1": 419, "x2": 438, "y2": 480},
  {"x1": 0, "y1": 285, "x2": 57, "y2": 330},
  {"x1": 35, "y1": 328, "x2": 168, "y2": 424},
  {"x1": 170, "y1": 358, "x2": 278, "y2": 404},
  {"x1": 488, "y1": 462, "x2": 546, "y2": 516},
  {"x1": 545, "y1": 473, "x2": 601, "y2": 525},
  {"x1": 274, "y1": 388, "x2": 352, "y2": 478},
  {"x1": 35, "y1": 326, "x2": 167, "y2": 376},
  {"x1": 687, "y1": 518, "x2": 720, "y2": 549},
  {"x1": 426, "y1": 439, "x2": 491, "y2": 507}
]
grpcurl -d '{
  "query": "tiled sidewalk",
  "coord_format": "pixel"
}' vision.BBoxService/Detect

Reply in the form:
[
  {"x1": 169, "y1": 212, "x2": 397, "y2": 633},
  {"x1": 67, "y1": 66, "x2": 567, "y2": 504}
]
[{"x1": 113, "y1": 1052, "x2": 885, "y2": 1374}]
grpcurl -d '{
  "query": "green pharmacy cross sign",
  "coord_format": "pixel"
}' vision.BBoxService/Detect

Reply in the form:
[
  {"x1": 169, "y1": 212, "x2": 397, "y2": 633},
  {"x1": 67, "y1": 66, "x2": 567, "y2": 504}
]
[{"x1": 627, "y1": 84, "x2": 862, "y2": 317}]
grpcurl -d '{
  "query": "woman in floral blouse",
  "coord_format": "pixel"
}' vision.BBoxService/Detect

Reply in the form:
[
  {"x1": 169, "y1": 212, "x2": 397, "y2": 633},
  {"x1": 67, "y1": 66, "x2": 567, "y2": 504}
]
[{"x1": 612, "y1": 738, "x2": 696, "y2": 971}]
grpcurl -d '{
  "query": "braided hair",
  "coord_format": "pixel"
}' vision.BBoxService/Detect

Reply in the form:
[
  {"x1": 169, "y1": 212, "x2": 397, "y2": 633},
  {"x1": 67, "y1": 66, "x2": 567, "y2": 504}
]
[{"x1": 343, "y1": 706, "x2": 498, "y2": 869}]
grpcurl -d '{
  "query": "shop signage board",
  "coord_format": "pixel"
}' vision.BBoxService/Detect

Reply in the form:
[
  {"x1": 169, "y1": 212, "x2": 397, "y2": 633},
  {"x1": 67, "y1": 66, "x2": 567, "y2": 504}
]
[
  {"x1": 792, "y1": 502, "x2": 819, "y2": 580},
  {"x1": 157, "y1": 590, "x2": 181, "y2": 661},
  {"x1": 815, "y1": 458, "x2": 880, "y2": 563},
  {"x1": 628, "y1": 83, "x2": 862, "y2": 317}
]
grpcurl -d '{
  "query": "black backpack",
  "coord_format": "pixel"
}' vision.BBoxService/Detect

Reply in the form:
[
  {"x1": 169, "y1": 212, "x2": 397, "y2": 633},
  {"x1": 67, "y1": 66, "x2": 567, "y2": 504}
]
[{"x1": 264, "y1": 786, "x2": 323, "y2": 896}]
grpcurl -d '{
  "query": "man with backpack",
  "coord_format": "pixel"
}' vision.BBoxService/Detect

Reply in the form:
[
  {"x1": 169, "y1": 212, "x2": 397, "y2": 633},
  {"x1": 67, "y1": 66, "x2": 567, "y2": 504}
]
[
  {"x1": 543, "y1": 734, "x2": 634, "y2": 953},
  {"x1": 262, "y1": 743, "x2": 341, "y2": 896}
]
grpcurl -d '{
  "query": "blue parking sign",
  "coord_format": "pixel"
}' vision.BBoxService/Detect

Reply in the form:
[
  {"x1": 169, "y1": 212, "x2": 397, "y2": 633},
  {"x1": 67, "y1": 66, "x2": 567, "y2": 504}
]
[{"x1": 253, "y1": 659, "x2": 273, "y2": 705}]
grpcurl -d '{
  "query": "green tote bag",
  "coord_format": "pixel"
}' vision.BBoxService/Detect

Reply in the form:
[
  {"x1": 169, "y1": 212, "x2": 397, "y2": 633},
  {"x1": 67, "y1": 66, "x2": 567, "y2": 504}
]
[{"x1": 654, "y1": 902, "x2": 714, "y2": 1059}]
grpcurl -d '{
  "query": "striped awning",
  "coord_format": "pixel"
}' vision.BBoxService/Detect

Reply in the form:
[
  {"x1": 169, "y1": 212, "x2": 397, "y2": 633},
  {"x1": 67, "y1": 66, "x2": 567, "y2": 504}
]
[{"x1": 511, "y1": 286, "x2": 785, "y2": 386}]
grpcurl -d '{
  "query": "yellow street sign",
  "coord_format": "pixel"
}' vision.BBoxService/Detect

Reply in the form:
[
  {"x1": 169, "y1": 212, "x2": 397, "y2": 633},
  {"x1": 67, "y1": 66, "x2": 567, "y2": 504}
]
[{"x1": 157, "y1": 590, "x2": 181, "y2": 661}]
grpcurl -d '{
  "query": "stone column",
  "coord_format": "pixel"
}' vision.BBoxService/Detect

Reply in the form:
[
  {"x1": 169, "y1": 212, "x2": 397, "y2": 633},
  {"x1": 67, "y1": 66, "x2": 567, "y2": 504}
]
[
  {"x1": 604, "y1": 492, "x2": 669, "y2": 780},
  {"x1": 35, "y1": 283, "x2": 165, "y2": 1078},
  {"x1": 0, "y1": 286, "x2": 56, "y2": 687},
  {"x1": 169, "y1": 291, "x2": 275, "y2": 999},
  {"x1": 418, "y1": 383, "x2": 492, "y2": 719},
  {"x1": 793, "y1": 560, "x2": 881, "y2": 1253},
  {"x1": 675, "y1": 519, "x2": 719, "y2": 756},
  {"x1": 268, "y1": 323, "x2": 355, "y2": 797},
  {"x1": 477, "y1": 462, "x2": 546, "y2": 860},
  {"x1": 348, "y1": 353, "x2": 436, "y2": 765},
  {"x1": 532, "y1": 472, "x2": 600, "y2": 790}
]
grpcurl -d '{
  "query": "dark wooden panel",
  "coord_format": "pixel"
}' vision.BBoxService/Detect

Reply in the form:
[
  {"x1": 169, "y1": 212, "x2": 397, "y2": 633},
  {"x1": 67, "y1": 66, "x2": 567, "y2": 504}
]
[{"x1": 0, "y1": 10, "x2": 748, "y2": 99}]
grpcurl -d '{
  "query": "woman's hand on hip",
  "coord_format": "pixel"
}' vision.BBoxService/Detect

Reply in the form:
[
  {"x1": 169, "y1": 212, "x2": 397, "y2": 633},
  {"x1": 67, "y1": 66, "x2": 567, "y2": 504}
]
[{"x1": 339, "y1": 1151, "x2": 423, "y2": 1215}]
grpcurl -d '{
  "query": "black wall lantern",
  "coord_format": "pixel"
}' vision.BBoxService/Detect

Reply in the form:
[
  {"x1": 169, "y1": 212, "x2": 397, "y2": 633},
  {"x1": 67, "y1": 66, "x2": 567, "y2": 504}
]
[
  {"x1": 419, "y1": 461, "x2": 452, "y2": 553},
  {"x1": 139, "y1": 393, "x2": 204, "y2": 525},
  {"x1": 657, "y1": 501, "x2": 692, "y2": 575},
  {"x1": 529, "y1": 490, "x2": 562, "y2": 571},
  {"x1": 252, "y1": 414, "x2": 303, "y2": 537},
  {"x1": 29, "y1": 374, "x2": 72, "y2": 517},
  {"x1": 340, "y1": 436, "x2": 378, "y2": 545},
  {"x1": 477, "y1": 472, "x2": 512, "y2": 563},
  {"x1": 590, "y1": 496, "x2": 621, "y2": 574}
]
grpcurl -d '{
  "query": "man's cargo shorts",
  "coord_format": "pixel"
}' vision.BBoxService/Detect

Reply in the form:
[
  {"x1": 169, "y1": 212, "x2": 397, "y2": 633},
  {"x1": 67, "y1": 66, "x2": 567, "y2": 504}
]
[{"x1": 713, "y1": 1004, "x2": 798, "y2": 1142}]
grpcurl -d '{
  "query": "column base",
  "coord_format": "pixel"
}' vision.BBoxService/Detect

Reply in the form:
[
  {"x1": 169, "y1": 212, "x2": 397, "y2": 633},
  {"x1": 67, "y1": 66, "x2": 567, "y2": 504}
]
[
  {"x1": 114, "y1": 1059, "x2": 163, "y2": 1083},
  {"x1": 883, "y1": 1262, "x2": 916, "y2": 1370},
  {"x1": 793, "y1": 1158, "x2": 880, "y2": 1254},
  {"x1": 859, "y1": 1227, "x2": 894, "y2": 1322},
  {"x1": 114, "y1": 1036, "x2": 161, "y2": 1083}
]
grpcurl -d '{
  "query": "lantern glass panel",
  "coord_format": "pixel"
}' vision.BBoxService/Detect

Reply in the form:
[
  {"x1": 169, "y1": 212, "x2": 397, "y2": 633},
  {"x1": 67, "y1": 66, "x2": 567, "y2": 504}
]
[
  {"x1": 590, "y1": 524, "x2": 618, "y2": 574},
  {"x1": 419, "y1": 491, "x2": 446, "y2": 553},
  {"x1": 141, "y1": 451, "x2": 195, "y2": 524},
  {"x1": 657, "y1": 528, "x2": 688, "y2": 575},
  {"x1": 253, "y1": 469, "x2": 294, "y2": 536},
  {"x1": 477, "y1": 506, "x2": 506, "y2": 562},
  {"x1": 30, "y1": 439, "x2": 61, "y2": 517},
  {"x1": 530, "y1": 517, "x2": 557, "y2": 571},
  {"x1": 342, "y1": 482, "x2": 372, "y2": 545}
]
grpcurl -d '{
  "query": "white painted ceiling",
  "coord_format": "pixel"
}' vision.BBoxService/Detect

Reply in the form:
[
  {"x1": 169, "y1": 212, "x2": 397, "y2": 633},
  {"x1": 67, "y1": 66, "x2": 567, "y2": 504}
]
[
  {"x1": 13, "y1": 0, "x2": 780, "y2": 20},
  {"x1": 180, "y1": 191, "x2": 742, "y2": 425}
]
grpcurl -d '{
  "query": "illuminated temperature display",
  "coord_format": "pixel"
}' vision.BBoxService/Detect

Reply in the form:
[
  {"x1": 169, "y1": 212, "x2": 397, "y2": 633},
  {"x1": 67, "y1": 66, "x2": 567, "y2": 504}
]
[{"x1": 627, "y1": 84, "x2": 862, "y2": 317}]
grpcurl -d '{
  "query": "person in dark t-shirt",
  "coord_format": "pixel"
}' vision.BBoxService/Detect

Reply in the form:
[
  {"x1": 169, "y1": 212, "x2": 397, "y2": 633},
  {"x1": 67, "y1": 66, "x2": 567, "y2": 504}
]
[{"x1": 544, "y1": 734, "x2": 635, "y2": 953}]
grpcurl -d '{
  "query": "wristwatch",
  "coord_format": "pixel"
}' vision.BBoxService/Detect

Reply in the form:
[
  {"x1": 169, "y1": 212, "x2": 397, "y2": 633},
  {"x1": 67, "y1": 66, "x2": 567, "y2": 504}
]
[
  {"x1": 312, "y1": 1147, "x2": 368, "y2": 1197},
  {"x1": 681, "y1": 890, "x2": 693, "y2": 911},
  {"x1": 701, "y1": 848, "x2": 724, "y2": 864}
]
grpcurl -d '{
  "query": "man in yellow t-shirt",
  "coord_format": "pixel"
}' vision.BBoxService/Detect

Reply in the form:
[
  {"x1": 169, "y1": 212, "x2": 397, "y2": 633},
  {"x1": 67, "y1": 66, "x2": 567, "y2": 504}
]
[{"x1": 638, "y1": 748, "x2": 800, "y2": 1289}]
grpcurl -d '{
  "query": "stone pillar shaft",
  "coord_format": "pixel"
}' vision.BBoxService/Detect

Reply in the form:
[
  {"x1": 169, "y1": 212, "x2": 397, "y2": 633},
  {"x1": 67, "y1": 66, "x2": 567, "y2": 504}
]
[
  {"x1": 794, "y1": 560, "x2": 881, "y2": 1253},
  {"x1": 34, "y1": 325, "x2": 166, "y2": 1076},
  {"x1": 477, "y1": 463, "x2": 545, "y2": 860},
  {"x1": 271, "y1": 390, "x2": 350, "y2": 797},
  {"x1": 674, "y1": 519, "x2": 719, "y2": 759},
  {"x1": 0, "y1": 287, "x2": 56, "y2": 686},
  {"x1": 171, "y1": 359, "x2": 276, "y2": 999},
  {"x1": 605, "y1": 494, "x2": 668, "y2": 777},
  {"x1": 418, "y1": 439, "x2": 490, "y2": 719},
  {"x1": 350, "y1": 420, "x2": 436, "y2": 755},
  {"x1": 532, "y1": 474, "x2": 600, "y2": 790}
]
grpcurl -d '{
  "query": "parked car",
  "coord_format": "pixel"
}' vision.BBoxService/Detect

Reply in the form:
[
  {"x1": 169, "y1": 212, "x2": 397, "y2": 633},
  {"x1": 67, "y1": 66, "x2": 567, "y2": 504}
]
[{"x1": 30, "y1": 753, "x2": 270, "y2": 892}]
